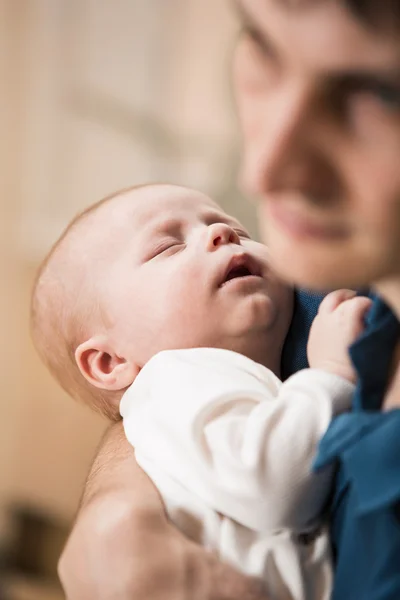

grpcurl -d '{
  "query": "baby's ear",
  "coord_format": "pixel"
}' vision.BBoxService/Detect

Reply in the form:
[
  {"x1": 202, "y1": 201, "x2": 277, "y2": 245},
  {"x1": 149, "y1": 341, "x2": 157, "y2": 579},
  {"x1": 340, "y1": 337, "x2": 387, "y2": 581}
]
[{"x1": 75, "y1": 335, "x2": 139, "y2": 391}]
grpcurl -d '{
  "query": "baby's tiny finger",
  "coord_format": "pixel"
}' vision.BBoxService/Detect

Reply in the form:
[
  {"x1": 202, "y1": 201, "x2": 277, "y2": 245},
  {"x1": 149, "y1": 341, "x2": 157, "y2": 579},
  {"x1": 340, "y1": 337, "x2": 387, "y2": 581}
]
[
  {"x1": 318, "y1": 289, "x2": 357, "y2": 315},
  {"x1": 347, "y1": 297, "x2": 373, "y2": 328}
]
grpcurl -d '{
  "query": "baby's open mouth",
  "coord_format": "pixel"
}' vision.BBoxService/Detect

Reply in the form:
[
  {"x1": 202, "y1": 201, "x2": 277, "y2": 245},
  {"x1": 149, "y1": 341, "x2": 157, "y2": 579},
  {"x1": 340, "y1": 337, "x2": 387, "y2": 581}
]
[
  {"x1": 221, "y1": 254, "x2": 261, "y2": 286},
  {"x1": 225, "y1": 265, "x2": 253, "y2": 282}
]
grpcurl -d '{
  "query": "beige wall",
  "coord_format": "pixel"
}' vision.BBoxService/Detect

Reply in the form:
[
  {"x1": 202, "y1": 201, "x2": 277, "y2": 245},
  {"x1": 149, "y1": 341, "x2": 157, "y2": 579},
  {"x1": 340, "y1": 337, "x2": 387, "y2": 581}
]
[
  {"x1": 1, "y1": 1, "x2": 109, "y2": 531},
  {"x1": 1, "y1": 0, "x2": 256, "y2": 533}
]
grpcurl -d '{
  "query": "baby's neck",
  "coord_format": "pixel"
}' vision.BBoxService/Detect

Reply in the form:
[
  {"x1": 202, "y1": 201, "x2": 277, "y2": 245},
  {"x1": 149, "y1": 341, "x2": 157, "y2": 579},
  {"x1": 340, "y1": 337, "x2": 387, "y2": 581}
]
[{"x1": 229, "y1": 337, "x2": 282, "y2": 379}]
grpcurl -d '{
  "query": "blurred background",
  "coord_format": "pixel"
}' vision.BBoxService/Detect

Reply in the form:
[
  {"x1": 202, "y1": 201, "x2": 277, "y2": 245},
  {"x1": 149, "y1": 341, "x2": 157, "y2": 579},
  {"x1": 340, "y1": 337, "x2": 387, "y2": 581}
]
[{"x1": 1, "y1": 0, "x2": 258, "y2": 598}]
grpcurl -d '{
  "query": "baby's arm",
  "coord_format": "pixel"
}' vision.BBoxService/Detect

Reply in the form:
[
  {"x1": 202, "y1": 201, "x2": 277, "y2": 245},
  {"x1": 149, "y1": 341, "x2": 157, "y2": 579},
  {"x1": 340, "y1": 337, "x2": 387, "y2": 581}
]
[
  {"x1": 123, "y1": 291, "x2": 371, "y2": 533},
  {"x1": 200, "y1": 365, "x2": 353, "y2": 531}
]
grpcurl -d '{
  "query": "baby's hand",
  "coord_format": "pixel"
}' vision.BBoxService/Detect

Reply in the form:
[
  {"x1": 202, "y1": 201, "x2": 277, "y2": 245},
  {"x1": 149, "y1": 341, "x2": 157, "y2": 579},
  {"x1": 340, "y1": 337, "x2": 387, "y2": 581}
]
[{"x1": 307, "y1": 290, "x2": 373, "y2": 384}]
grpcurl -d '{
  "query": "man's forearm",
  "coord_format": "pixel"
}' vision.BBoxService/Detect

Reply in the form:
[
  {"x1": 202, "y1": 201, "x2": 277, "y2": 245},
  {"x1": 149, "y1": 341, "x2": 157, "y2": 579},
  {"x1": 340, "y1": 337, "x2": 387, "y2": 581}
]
[
  {"x1": 59, "y1": 421, "x2": 269, "y2": 600},
  {"x1": 81, "y1": 420, "x2": 161, "y2": 510},
  {"x1": 59, "y1": 421, "x2": 166, "y2": 599}
]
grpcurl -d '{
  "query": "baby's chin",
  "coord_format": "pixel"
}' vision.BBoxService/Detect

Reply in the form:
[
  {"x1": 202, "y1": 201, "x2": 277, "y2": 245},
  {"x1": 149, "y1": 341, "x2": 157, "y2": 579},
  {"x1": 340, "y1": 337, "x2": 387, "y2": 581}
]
[
  {"x1": 230, "y1": 300, "x2": 290, "y2": 355},
  {"x1": 235, "y1": 289, "x2": 280, "y2": 329}
]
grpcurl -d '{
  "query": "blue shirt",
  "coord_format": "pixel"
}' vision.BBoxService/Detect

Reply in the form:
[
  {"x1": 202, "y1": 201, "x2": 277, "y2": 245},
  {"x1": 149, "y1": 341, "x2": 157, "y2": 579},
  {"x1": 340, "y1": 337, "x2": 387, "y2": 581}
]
[{"x1": 282, "y1": 291, "x2": 400, "y2": 600}]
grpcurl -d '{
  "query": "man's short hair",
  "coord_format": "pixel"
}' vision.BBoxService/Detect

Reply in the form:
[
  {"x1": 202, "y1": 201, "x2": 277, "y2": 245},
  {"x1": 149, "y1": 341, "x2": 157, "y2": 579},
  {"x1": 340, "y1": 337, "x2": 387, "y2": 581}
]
[{"x1": 345, "y1": 0, "x2": 400, "y2": 29}]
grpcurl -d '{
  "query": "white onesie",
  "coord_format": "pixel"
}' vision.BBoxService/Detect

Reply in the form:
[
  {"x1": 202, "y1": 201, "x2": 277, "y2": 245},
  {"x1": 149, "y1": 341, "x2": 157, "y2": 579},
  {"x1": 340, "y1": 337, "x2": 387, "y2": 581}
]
[{"x1": 120, "y1": 348, "x2": 353, "y2": 600}]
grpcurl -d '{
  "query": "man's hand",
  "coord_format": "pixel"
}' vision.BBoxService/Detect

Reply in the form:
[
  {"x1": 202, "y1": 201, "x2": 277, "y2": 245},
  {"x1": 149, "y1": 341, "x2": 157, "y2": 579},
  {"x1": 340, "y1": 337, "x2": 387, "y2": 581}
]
[
  {"x1": 59, "y1": 422, "x2": 269, "y2": 600},
  {"x1": 307, "y1": 289, "x2": 372, "y2": 383}
]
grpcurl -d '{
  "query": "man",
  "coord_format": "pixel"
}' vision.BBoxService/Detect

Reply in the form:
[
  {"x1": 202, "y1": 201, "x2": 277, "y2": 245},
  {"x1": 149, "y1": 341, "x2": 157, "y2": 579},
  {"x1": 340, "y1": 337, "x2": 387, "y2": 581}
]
[{"x1": 59, "y1": 1, "x2": 400, "y2": 598}]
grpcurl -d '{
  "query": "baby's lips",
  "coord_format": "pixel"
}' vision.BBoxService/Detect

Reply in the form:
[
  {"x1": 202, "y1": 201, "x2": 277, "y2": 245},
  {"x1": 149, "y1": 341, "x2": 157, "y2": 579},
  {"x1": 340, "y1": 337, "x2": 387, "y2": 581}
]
[{"x1": 219, "y1": 253, "x2": 262, "y2": 286}]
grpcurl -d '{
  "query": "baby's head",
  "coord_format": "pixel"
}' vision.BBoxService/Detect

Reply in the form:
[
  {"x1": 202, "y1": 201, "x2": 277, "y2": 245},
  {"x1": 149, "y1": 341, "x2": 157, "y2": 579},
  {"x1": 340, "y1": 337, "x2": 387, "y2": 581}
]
[{"x1": 31, "y1": 184, "x2": 293, "y2": 420}]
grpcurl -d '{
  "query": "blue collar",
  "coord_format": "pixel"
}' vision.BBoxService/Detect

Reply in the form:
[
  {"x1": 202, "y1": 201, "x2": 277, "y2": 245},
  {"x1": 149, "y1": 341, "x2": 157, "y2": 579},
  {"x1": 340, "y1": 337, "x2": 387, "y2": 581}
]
[{"x1": 350, "y1": 296, "x2": 400, "y2": 411}]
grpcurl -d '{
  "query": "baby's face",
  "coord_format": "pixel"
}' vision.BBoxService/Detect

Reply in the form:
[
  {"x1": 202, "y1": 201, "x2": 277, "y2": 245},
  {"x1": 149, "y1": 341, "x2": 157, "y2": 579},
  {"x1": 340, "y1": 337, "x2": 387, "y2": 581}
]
[{"x1": 96, "y1": 185, "x2": 293, "y2": 369}]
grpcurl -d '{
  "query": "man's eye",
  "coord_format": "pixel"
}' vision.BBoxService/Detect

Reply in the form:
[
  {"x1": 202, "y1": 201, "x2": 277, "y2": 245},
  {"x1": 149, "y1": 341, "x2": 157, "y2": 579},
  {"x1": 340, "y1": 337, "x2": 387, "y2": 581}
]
[
  {"x1": 369, "y1": 83, "x2": 400, "y2": 110},
  {"x1": 342, "y1": 78, "x2": 400, "y2": 112}
]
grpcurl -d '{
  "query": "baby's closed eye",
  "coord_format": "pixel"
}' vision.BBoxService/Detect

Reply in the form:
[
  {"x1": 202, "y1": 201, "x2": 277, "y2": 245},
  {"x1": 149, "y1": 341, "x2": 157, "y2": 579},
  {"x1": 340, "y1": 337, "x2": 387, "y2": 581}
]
[{"x1": 146, "y1": 239, "x2": 185, "y2": 261}]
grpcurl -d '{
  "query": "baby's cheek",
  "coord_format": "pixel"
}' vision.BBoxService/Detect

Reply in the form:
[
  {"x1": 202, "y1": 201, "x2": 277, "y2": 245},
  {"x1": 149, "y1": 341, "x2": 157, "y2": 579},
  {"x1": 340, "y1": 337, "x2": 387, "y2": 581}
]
[
  {"x1": 170, "y1": 288, "x2": 204, "y2": 324},
  {"x1": 163, "y1": 283, "x2": 209, "y2": 339},
  {"x1": 166, "y1": 266, "x2": 202, "y2": 306}
]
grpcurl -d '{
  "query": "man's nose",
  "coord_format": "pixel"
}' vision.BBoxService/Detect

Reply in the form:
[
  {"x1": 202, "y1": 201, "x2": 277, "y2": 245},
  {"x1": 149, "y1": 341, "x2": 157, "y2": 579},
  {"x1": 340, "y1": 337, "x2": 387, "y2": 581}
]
[
  {"x1": 242, "y1": 84, "x2": 319, "y2": 197},
  {"x1": 206, "y1": 223, "x2": 240, "y2": 251}
]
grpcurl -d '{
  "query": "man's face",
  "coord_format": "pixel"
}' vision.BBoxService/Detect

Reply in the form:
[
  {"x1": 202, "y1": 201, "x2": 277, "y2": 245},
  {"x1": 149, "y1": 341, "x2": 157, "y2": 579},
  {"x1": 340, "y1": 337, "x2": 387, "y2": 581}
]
[
  {"x1": 99, "y1": 185, "x2": 292, "y2": 368},
  {"x1": 233, "y1": 0, "x2": 400, "y2": 291}
]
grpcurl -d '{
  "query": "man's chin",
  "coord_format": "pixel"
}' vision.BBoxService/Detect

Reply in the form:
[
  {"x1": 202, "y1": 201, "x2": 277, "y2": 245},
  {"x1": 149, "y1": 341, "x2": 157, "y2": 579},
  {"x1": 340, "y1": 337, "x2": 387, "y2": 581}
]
[{"x1": 270, "y1": 248, "x2": 380, "y2": 293}]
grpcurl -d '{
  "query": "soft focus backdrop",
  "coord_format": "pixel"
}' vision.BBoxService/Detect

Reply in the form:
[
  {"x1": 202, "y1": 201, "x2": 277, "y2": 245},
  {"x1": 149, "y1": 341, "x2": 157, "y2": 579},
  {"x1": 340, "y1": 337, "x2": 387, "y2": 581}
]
[{"x1": 0, "y1": 1, "x2": 257, "y2": 597}]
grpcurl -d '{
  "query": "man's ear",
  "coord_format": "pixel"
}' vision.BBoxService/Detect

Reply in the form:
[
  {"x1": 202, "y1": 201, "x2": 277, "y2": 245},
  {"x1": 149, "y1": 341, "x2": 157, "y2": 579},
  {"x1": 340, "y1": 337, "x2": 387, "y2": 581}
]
[{"x1": 75, "y1": 335, "x2": 140, "y2": 391}]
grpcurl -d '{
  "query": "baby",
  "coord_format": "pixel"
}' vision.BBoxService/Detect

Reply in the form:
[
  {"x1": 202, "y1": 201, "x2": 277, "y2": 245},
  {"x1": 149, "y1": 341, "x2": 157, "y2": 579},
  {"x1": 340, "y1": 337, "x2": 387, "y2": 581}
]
[{"x1": 31, "y1": 184, "x2": 371, "y2": 600}]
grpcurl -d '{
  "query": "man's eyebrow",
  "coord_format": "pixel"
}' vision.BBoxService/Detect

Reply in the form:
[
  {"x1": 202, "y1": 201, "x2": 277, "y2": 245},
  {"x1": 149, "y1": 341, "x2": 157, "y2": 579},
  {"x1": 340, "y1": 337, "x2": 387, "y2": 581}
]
[{"x1": 333, "y1": 67, "x2": 400, "y2": 84}]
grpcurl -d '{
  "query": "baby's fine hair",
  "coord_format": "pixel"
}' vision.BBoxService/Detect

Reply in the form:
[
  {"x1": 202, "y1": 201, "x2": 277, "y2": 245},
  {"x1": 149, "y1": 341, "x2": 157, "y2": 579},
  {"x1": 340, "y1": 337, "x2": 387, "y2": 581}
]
[{"x1": 30, "y1": 184, "x2": 150, "y2": 421}]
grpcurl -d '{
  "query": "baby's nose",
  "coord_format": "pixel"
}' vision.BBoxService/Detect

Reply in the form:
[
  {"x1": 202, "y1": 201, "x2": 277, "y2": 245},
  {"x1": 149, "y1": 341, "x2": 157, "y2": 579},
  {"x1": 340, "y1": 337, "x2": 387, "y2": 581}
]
[{"x1": 206, "y1": 223, "x2": 240, "y2": 251}]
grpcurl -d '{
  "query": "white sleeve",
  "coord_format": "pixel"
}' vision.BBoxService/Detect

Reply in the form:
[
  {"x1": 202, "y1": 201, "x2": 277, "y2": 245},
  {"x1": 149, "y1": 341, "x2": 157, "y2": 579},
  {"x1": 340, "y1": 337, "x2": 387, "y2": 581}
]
[{"x1": 121, "y1": 348, "x2": 354, "y2": 532}]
